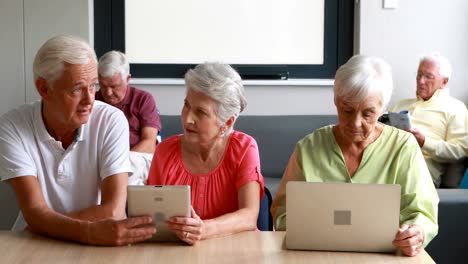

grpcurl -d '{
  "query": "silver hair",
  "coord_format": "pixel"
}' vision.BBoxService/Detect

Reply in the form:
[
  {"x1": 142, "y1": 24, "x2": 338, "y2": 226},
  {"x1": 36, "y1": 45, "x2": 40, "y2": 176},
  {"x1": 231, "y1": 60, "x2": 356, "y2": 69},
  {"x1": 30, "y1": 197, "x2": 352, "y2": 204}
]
[
  {"x1": 184, "y1": 62, "x2": 247, "y2": 135},
  {"x1": 334, "y1": 54, "x2": 393, "y2": 109},
  {"x1": 33, "y1": 35, "x2": 97, "y2": 82},
  {"x1": 98, "y1": 50, "x2": 130, "y2": 81},
  {"x1": 419, "y1": 53, "x2": 452, "y2": 79}
]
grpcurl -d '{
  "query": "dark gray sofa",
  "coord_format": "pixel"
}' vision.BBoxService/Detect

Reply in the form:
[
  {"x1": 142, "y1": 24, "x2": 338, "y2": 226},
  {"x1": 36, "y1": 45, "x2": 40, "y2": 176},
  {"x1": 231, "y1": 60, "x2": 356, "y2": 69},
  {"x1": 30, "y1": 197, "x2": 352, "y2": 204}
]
[
  {"x1": 0, "y1": 115, "x2": 466, "y2": 264},
  {"x1": 159, "y1": 115, "x2": 468, "y2": 264},
  {"x1": 159, "y1": 115, "x2": 339, "y2": 197}
]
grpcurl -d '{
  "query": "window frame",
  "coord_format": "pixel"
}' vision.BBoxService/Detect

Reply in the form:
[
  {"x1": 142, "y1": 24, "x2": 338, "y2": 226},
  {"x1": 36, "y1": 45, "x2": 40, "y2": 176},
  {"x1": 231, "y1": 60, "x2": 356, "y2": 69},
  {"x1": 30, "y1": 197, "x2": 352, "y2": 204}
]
[{"x1": 94, "y1": 0, "x2": 354, "y2": 79}]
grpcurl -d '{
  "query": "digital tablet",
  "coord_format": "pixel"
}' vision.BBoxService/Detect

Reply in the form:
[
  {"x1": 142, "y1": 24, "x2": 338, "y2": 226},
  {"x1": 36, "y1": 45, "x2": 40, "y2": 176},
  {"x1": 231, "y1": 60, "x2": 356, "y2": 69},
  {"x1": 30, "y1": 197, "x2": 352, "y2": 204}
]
[
  {"x1": 388, "y1": 111, "x2": 412, "y2": 130},
  {"x1": 127, "y1": 185, "x2": 191, "y2": 242}
]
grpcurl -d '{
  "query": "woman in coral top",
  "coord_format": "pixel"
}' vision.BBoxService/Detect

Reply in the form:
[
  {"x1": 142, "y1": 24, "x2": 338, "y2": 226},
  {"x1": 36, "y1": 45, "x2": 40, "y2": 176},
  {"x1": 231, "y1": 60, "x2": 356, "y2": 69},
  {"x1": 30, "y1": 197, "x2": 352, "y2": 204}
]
[{"x1": 147, "y1": 62, "x2": 264, "y2": 245}]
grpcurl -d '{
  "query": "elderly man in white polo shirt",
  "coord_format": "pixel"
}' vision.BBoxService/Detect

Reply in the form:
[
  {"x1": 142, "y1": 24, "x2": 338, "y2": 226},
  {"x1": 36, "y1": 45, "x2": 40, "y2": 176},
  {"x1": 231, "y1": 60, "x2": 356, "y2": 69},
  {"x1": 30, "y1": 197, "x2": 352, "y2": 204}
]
[{"x1": 0, "y1": 35, "x2": 156, "y2": 245}]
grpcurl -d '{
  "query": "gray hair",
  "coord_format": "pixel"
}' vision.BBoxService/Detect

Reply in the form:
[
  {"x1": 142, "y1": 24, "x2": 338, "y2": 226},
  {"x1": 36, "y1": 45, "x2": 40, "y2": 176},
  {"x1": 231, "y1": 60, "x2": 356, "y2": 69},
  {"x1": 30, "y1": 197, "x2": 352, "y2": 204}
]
[
  {"x1": 98, "y1": 50, "x2": 130, "y2": 81},
  {"x1": 184, "y1": 62, "x2": 247, "y2": 135},
  {"x1": 419, "y1": 53, "x2": 452, "y2": 79},
  {"x1": 33, "y1": 35, "x2": 97, "y2": 82},
  {"x1": 334, "y1": 54, "x2": 393, "y2": 109}
]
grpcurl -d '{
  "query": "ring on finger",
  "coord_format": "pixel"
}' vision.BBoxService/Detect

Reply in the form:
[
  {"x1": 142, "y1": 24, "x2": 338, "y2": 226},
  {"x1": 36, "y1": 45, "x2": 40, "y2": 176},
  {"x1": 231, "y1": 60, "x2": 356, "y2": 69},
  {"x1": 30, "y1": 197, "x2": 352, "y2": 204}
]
[{"x1": 185, "y1": 232, "x2": 190, "y2": 239}]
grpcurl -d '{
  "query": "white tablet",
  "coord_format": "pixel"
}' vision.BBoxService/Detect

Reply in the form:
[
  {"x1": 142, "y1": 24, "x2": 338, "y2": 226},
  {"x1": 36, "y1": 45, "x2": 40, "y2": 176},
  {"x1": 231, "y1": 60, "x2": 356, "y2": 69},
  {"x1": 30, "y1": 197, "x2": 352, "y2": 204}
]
[{"x1": 127, "y1": 185, "x2": 191, "y2": 242}]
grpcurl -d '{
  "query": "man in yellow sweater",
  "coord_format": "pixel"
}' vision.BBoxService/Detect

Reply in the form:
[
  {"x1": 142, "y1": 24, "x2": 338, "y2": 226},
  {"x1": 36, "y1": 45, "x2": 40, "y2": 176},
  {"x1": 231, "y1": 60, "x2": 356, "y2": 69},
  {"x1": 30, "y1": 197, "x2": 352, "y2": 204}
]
[{"x1": 391, "y1": 54, "x2": 467, "y2": 187}]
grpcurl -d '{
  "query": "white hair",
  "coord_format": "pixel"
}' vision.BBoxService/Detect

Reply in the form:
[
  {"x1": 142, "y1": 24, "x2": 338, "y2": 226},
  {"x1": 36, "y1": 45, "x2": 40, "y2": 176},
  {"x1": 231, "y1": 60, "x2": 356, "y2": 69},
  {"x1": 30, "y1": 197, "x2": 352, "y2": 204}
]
[
  {"x1": 419, "y1": 53, "x2": 452, "y2": 79},
  {"x1": 33, "y1": 35, "x2": 97, "y2": 82},
  {"x1": 184, "y1": 62, "x2": 247, "y2": 135},
  {"x1": 98, "y1": 50, "x2": 130, "y2": 81},
  {"x1": 334, "y1": 54, "x2": 393, "y2": 109}
]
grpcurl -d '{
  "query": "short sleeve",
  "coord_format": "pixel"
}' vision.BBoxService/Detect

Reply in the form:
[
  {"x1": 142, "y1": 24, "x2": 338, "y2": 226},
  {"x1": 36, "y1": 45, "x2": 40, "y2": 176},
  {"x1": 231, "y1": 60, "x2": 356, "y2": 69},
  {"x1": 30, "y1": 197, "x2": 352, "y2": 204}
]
[
  {"x1": 138, "y1": 92, "x2": 161, "y2": 131},
  {"x1": 0, "y1": 115, "x2": 37, "y2": 180},
  {"x1": 146, "y1": 136, "x2": 180, "y2": 185},
  {"x1": 99, "y1": 109, "x2": 132, "y2": 179},
  {"x1": 234, "y1": 135, "x2": 264, "y2": 199},
  {"x1": 147, "y1": 141, "x2": 165, "y2": 185}
]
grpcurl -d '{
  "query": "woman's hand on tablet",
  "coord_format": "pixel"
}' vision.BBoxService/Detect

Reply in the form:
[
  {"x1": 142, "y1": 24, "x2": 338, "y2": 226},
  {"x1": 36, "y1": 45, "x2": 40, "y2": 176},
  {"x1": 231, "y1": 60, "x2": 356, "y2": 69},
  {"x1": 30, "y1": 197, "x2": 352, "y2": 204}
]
[
  {"x1": 167, "y1": 207, "x2": 204, "y2": 245},
  {"x1": 87, "y1": 215, "x2": 156, "y2": 246}
]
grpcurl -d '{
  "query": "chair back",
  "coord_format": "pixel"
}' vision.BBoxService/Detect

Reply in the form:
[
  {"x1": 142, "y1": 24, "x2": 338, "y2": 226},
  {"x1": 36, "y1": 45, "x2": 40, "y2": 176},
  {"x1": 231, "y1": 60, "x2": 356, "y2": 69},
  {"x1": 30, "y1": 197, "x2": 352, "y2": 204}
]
[
  {"x1": 460, "y1": 169, "x2": 468, "y2": 189},
  {"x1": 257, "y1": 186, "x2": 273, "y2": 231}
]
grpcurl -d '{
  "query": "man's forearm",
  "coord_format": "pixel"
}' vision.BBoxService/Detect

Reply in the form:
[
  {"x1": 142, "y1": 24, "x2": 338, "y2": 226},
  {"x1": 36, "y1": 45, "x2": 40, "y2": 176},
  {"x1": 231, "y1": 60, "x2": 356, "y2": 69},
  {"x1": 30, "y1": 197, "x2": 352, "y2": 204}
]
[
  {"x1": 423, "y1": 137, "x2": 467, "y2": 162},
  {"x1": 24, "y1": 206, "x2": 89, "y2": 244},
  {"x1": 131, "y1": 139, "x2": 156, "y2": 153},
  {"x1": 66, "y1": 203, "x2": 126, "y2": 221}
]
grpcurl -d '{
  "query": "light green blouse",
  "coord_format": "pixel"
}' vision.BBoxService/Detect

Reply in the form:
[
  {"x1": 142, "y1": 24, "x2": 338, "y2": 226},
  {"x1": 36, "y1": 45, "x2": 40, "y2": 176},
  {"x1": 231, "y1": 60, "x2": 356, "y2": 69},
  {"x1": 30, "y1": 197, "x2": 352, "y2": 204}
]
[{"x1": 271, "y1": 125, "x2": 439, "y2": 247}]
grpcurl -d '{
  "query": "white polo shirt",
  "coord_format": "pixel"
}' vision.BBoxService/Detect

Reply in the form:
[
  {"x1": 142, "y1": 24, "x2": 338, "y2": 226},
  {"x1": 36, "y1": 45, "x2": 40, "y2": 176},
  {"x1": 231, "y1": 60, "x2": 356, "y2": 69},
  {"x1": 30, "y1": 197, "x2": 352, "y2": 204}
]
[{"x1": 0, "y1": 100, "x2": 132, "y2": 230}]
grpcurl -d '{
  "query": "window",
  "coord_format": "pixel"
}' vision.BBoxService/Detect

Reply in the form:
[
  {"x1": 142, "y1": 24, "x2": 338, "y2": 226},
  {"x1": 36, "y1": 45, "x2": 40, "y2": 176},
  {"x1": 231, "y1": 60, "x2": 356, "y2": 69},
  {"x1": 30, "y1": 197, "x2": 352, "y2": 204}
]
[{"x1": 94, "y1": 0, "x2": 354, "y2": 79}]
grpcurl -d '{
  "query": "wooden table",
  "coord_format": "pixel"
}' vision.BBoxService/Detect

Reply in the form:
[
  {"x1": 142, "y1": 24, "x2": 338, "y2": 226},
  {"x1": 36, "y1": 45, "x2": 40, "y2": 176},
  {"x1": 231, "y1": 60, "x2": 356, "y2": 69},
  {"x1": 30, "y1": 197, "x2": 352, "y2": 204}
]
[{"x1": 0, "y1": 231, "x2": 434, "y2": 263}]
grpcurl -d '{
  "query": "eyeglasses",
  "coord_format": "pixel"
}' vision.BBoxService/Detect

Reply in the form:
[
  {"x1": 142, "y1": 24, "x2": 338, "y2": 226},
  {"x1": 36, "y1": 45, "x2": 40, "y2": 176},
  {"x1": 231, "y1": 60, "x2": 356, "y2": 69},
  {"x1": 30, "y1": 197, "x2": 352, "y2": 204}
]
[{"x1": 416, "y1": 72, "x2": 437, "y2": 81}]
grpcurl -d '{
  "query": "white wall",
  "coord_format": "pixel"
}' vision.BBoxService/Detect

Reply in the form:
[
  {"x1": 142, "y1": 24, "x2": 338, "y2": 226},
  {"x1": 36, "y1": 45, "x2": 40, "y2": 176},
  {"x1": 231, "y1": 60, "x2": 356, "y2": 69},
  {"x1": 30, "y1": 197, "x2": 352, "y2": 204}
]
[
  {"x1": 23, "y1": 0, "x2": 93, "y2": 103},
  {"x1": 358, "y1": 0, "x2": 468, "y2": 106},
  {"x1": 1, "y1": 0, "x2": 467, "y2": 116},
  {"x1": 137, "y1": 83, "x2": 336, "y2": 115},
  {"x1": 0, "y1": 0, "x2": 25, "y2": 115}
]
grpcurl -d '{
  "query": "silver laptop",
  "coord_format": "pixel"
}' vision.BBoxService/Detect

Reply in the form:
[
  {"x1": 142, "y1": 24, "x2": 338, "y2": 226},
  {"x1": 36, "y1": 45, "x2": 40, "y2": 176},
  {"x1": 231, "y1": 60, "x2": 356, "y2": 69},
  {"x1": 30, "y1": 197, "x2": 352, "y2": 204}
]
[
  {"x1": 127, "y1": 185, "x2": 191, "y2": 242},
  {"x1": 286, "y1": 181, "x2": 400, "y2": 253}
]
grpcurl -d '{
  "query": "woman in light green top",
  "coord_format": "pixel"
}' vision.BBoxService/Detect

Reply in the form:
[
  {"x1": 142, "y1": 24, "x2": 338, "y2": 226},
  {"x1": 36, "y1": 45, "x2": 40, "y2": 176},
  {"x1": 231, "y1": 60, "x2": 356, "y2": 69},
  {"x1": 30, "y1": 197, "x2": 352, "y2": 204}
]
[{"x1": 271, "y1": 55, "x2": 438, "y2": 257}]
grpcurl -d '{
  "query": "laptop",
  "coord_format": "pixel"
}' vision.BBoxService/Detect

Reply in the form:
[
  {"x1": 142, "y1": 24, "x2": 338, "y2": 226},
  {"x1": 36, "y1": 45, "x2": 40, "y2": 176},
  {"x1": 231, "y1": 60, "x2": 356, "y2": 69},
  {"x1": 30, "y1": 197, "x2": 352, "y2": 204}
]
[
  {"x1": 127, "y1": 185, "x2": 191, "y2": 242},
  {"x1": 286, "y1": 181, "x2": 400, "y2": 253}
]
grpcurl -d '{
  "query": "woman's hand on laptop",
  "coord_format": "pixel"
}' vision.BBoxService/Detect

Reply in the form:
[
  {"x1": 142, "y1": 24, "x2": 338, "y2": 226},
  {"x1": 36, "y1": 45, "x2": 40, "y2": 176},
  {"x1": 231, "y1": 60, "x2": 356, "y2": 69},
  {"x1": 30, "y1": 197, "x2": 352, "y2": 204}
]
[
  {"x1": 393, "y1": 224, "x2": 425, "y2": 256},
  {"x1": 167, "y1": 207, "x2": 204, "y2": 245}
]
